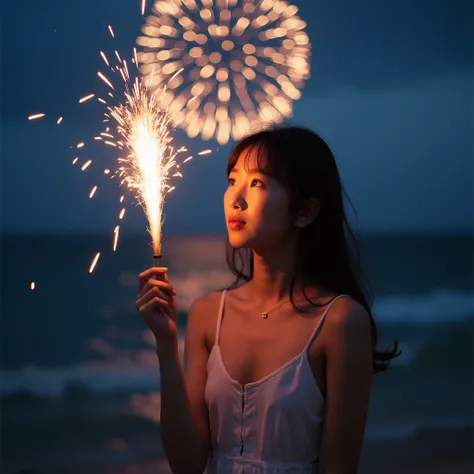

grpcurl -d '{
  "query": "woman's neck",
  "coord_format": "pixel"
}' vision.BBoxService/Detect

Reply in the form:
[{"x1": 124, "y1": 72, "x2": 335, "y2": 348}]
[{"x1": 246, "y1": 240, "x2": 299, "y2": 304}]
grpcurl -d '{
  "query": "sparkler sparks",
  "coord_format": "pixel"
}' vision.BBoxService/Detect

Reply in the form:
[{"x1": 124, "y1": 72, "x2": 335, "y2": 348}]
[
  {"x1": 28, "y1": 113, "x2": 46, "y2": 121},
  {"x1": 100, "y1": 51, "x2": 110, "y2": 67},
  {"x1": 98, "y1": 71, "x2": 115, "y2": 90},
  {"x1": 89, "y1": 186, "x2": 98, "y2": 198},
  {"x1": 89, "y1": 252, "x2": 101, "y2": 273},
  {"x1": 113, "y1": 225, "x2": 120, "y2": 251},
  {"x1": 136, "y1": 0, "x2": 311, "y2": 144},
  {"x1": 28, "y1": 21, "x2": 216, "y2": 275},
  {"x1": 88, "y1": 64, "x2": 188, "y2": 258},
  {"x1": 79, "y1": 94, "x2": 96, "y2": 103},
  {"x1": 81, "y1": 160, "x2": 92, "y2": 171}
]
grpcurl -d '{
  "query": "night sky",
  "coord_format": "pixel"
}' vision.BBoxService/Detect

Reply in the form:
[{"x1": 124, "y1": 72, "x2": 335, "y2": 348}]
[{"x1": 2, "y1": 0, "x2": 472, "y2": 234}]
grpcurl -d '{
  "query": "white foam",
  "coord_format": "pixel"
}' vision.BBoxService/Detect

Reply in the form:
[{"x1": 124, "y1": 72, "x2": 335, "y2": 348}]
[
  {"x1": 0, "y1": 361, "x2": 160, "y2": 398},
  {"x1": 0, "y1": 335, "x2": 187, "y2": 398}
]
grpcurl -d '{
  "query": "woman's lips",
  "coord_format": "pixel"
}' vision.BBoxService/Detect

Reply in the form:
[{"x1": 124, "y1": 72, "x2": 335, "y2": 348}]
[{"x1": 228, "y1": 220, "x2": 246, "y2": 230}]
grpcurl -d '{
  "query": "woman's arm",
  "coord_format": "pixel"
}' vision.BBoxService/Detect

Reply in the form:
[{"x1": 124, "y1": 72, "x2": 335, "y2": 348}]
[
  {"x1": 318, "y1": 300, "x2": 373, "y2": 474},
  {"x1": 159, "y1": 296, "x2": 212, "y2": 474}
]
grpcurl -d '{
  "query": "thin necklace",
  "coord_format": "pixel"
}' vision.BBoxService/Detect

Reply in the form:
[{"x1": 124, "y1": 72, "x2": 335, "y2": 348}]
[{"x1": 261, "y1": 298, "x2": 291, "y2": 319}]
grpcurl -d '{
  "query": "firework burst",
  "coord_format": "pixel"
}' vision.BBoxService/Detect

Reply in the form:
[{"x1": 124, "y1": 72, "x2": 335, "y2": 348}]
[{"x1": 137, "y1": 0, "x2": 311, "y2": 144}]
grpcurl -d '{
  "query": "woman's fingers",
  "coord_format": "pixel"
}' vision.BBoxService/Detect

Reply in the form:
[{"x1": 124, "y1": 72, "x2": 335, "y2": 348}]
[
  {"x1": 138, "y1": 295, "x2": 170, "y2": 318},
  {"x1": 138, "y1": 278, "x2": 176, "y2": 300},
  {"x1": 135, "y1": 286, "x2": 171, "y2": 314},
  {"x1": 138, "y1": 267, "x2": 168, "y2": 293}
]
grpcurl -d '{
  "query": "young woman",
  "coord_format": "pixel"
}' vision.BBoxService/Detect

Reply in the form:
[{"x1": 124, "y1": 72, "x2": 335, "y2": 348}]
[{"x1": 135, "y1": 126, "x2": 399, "y2": 474}]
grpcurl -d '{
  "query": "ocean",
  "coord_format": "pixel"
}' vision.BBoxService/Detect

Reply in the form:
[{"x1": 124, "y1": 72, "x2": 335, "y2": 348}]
[{"x1": 1, "y1": 232, "x2": 473, "y2": 472}]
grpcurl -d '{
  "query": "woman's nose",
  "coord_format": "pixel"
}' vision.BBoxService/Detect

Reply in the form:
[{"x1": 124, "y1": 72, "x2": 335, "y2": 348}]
[{"x1": 229, "y1": 188, "x2": 246, "y2": 209}]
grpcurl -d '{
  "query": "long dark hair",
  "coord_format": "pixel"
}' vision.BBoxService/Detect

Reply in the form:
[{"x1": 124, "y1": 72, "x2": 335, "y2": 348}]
[{"x1": 225, "y1": 125, "x2": 400, "y2": 373}]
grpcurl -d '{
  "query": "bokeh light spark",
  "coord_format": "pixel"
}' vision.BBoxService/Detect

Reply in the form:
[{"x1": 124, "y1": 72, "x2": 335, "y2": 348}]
[
  {"x1": 98, "y1": 71, "x2": 115, "y2": 89},
  {"x1": 28, "y1": 113, "x2": 46, "y2": 121},
  {"x1": 89, "y1": 252, "x2": 101, "y2": 273},
  {"x1": 113, "y1": 225, "x2": 120, "y2": 251},
  {"x1": 89, "y1": 186, "x2": 98, "y2": 198},
  {"x1": 81, "y1": 160, "x2": 92, "y2": 171},
  {"x1": 79, "y1": 94, "x2": 96, "y2": 103}
]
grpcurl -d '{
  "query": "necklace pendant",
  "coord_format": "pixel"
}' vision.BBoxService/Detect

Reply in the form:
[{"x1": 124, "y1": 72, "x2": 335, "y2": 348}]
[{"x1": 262, "y1": 311, "x2": 269, "y2": 319}]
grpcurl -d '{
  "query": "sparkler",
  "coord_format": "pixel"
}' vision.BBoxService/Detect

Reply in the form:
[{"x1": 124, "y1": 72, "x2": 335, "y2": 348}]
[
  {"x1": 107, "y1": 78, "x2": 180, "y2": 266},
  {"x1": 28, "y1": 24, "x2": 215, "y2": 274},
  {"x1": 136, "y1": 0, "x2": 311, "y2": 144}
]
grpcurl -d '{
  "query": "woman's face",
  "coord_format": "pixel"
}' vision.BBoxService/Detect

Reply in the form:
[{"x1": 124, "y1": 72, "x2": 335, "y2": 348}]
[{"x1": 224, "y1": 147, "x2": 291, "y2": 250}]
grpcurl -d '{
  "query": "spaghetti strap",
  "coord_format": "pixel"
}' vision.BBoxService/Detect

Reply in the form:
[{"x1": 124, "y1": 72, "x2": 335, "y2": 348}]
[
  {"x1": 303, "y1": 294, "x2": 350, "y2": 352},
  {"x1": 215, "y1": 290, "x2": 227, "y2": 347}
]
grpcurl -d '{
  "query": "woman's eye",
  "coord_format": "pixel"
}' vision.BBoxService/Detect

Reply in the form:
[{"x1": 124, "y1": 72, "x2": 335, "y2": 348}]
[
  {"x1": 250, "y1": 178, "x2": 264, "y2": 187},
  {"x1": 228, "y1": 178, "x2": 236, "y2": 186}
]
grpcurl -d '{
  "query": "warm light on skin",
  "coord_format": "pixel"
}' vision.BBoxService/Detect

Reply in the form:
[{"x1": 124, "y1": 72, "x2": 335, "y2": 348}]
[{"x1": 224, "y1": 149, "x2": 290, "y2": 250}]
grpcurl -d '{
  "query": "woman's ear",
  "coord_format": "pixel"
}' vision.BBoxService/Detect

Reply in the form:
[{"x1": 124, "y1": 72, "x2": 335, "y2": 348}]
[{"x1": 295, "y1": 198, "x2": 320, "y2": 228}]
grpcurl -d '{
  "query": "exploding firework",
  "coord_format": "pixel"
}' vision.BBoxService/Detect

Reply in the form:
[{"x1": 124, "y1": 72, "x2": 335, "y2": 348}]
[{"x1": 136, "y1": 0, "x2": 311, "y2": 144}]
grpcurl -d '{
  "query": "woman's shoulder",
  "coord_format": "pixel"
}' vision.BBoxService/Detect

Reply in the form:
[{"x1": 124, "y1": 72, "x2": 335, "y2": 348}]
[
  {"x1": 323, "y1": 295, "x2": 371, "y2": 345},
  {"x1": 187, "y1": 290, "x2": 227, "y2": 350},
  {"x1": 191, "y1": 283, "x2": 249, "y2": 310},
  {"x1": 188, "y1": 290, "x2": 224, "y2": 316}
]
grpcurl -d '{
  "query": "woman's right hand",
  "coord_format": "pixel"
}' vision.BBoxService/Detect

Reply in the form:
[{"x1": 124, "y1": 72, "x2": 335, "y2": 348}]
[{"x1": 135, "y1": 267, "x2": 179, "y2": 351}]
